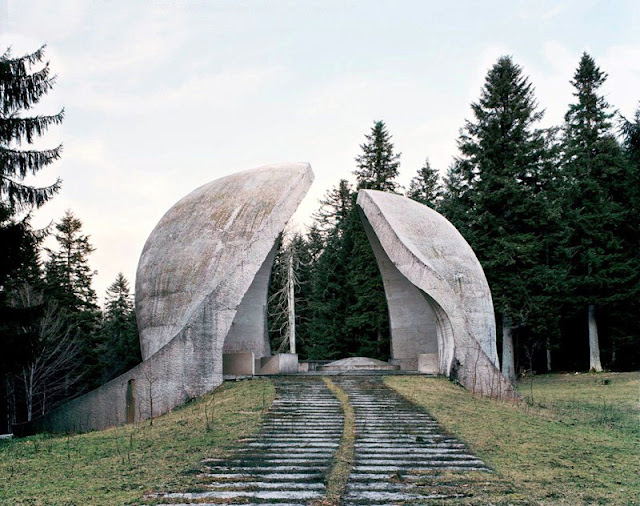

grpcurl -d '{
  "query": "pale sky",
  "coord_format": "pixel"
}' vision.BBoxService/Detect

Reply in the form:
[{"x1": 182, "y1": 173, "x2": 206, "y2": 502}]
[{"x1": 2, "y1": 0, "x2": 639, "y2": 303}]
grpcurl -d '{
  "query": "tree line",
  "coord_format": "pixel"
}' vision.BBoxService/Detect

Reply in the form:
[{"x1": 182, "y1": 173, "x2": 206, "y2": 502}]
[
  {"x1": 268, "y1": 53, "x2": 640, "y2": 382},
  {"x1": 0, "y1": 47, "x2": 139, "y2": 432}
]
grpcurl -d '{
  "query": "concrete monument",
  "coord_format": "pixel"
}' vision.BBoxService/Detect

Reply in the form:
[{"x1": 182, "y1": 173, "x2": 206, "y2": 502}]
[
  {"x1": 18, "y1": 163, "x2": 313, "y2": 434},
  {"x1": 357, "y1": 190, "x2": 516, "y2": 398}
]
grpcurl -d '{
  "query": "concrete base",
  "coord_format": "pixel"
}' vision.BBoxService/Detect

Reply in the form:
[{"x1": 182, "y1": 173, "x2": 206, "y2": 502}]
[
  {"x1": 223, "y1": 352, "x2": 255, "y2": 376},
  {"x1": 389, "y1": 358, "x2": 419, "y2": 371},
  {"x1": 418, "y1": 353, "x2": 439, "y2": 374},
  {"x1": 298, "y1": 360, "x2": 332, "y2": 372},
  {"x1": 258, "y1": 354, "x2": 299, "y2": 375},
  {"x1": 319, "y1": 357, "x2": 400, "y2": 372}
]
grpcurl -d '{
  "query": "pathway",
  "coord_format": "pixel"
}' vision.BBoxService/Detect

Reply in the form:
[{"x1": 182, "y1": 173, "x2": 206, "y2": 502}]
[
  {"x1": 335, "y1": 376, "x2": 489, "y2": 505},
  {"x1": 151, "y1": 375, "x2": 489, "y2": 505}
]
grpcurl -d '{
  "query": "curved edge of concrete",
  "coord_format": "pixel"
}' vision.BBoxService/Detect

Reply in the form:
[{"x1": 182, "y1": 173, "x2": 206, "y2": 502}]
[{"x1": 357, "y1": 189, "x2": 517, "y2": 399}]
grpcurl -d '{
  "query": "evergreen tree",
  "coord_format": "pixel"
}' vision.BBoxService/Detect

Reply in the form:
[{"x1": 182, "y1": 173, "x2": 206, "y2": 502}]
[
  {"x1": 312, "y1": 179, "x2": 353, "y2": 237},
  {"x1": 45, "y1": 210, "x2": 98, "y2": 311},
  {"x1": 446, "y1": 56, "x2": 562, "y2": 382},
  {"x1": 613, "y1": 105, "x2": 640, "y2": 369},
  {"x1": 99, "y1": 273, "x2": 140, "y2": 381},
  {"x1": 343, "y1": 202, "x2": 390, "y2": 359},
  {"x1": 45, "y1": 210, "x2": 102, "y2": 391},
  {"x1": 407, "y1": 158, "x2": 441, "y2": 208},
  {"x1": 307, "y1": 224, "x2": 353, "y2": 360},
  {"x1": 0, "y1": 45, "x2": 63, "y2": 431},
  {"x1": 354, "y1": 121, "x2": 401, "y2": 192},
  {"x1": 561, "y1": 53, "x2": 631, "y2": 372},
  {"x1": 0, "y1": 45, "x2": 62, "y2": 211}
]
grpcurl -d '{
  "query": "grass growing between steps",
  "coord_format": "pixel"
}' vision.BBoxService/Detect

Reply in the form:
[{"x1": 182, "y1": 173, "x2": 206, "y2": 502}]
[
  {"x1": 0, "y1": 378, "x2": 275, "y2": 506},
  {"x1": 386, "y1": 372, "x2": 639, "y2": 505},
  {"x1": 312, "y1": 378, "x2": 355, "y2": 506}
]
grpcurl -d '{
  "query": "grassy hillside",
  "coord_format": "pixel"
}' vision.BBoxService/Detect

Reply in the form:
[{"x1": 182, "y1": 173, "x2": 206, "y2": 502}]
[
  {"x1": 386, "y1": 372, "x2": 639, "y2": 505},
  {"x1": 0, "y1": 378, "x2": 275, "y2": 505}
]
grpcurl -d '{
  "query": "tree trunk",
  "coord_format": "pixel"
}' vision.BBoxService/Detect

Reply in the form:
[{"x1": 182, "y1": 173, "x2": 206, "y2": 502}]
[
  {"x1": 287, "y1": 254, "x2": 296, "y2": 354},
  {"x1": 502, "y1": 318, "x2": 516, "y2": 384},
  {"x1": 546, "y1": 338, "x2": 552, "y2": 372},
  {"x1": 588, "y1": 304, "x2": 603, "y2": 372}
]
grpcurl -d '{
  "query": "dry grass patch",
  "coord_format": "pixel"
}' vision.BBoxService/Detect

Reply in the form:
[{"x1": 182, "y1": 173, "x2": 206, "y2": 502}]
[
  {"x1": 0, "y1": 378, "x2": 275, "y2": 506},
  {"x1": 311, "y1": 377, "x2": 355, "y2": 506},
  {"x1": 386, "y1": 372, "x2": 639, "y2": 505}
]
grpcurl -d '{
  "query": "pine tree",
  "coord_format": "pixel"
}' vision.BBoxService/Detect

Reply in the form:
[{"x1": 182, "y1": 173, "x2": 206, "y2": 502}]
[
  {"x1": 561, "y1": 53, "x2": 631, "y2": 372},
  {"x1": 0, "y1": 45, "x2": 63, "y2": 211},
  {"x1": 0, "y1": 45, "x2": 63, "y2": 431},
  {"x1": 407, "y1": 158, "x2": 441, "y2": 208},
  {"x1": 45, "y1": 210, "x2": 102, "y2": 392},
  {"x1": 99, "y1": 273, "x2": 140, "y2": 381},
  {"x1": 447, "y1": 56, "x2": 561, "y2": 382},
  {"x1": 354, "y1": 121, "x2": 401, "y2": 192},
  {"x1": 613, "y1": 105, "x2": 640, "y2": 369},
  {"x1": 312, "y1": 179, "x2": 353, "y2": 237},
  {"x1": 45, "y1": 210, "x2": 98, "y2": 311}
]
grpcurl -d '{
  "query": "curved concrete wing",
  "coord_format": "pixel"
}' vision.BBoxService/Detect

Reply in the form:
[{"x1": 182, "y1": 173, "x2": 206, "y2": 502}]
[
  {"x1": 357, "y1": 190, "x2": 516, "y2": 398},
  {"x1": 19, "y1": 163, "x2": 314, "y2": 434},
  {"x1": 137, "y1": 163, "x2": 314, "y2": 360}
]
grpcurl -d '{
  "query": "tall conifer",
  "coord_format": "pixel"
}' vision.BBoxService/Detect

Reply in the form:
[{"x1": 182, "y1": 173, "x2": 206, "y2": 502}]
[
  {"x1": 561, "y1": 53, "x2": 630, "y2": 371},
  {"x1": 445, "y1": 56, "x2": 561, "y2": 381}
]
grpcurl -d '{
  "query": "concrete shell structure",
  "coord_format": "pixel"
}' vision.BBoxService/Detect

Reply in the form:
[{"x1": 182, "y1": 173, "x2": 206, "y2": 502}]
[
  {"x1": 19, "y1": 163, "x2": 314, "y2": 434},
  {"x1": 357, "y1": 190, "x2": 516, "y2": 398}
]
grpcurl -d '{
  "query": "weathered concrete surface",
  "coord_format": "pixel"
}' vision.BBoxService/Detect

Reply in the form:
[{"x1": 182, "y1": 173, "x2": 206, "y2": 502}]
[
  {"x1": 357, "y1": 190, "x2": 516, "y2": 398},
  {"x1": 137, "y1": 164, "x2": 313, "y2": 361},
  {"x1": 418, "y1": 353, "x2": 439, "y2": 374},
  {"x1": 223, "y1": 352, "x2": 255, "y2": 376},
  {"x1": 257, "y1": 353, "x2": 299, "y2": 375},
  {"x1": 17, "y1": 164, "x2": 314, "y2": 435},
  {"x1": 319, "y1": 357, "x2": 400, "y2": 371}
]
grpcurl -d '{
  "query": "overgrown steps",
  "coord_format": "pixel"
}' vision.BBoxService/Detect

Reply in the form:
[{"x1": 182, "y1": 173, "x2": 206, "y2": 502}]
[
  {"x1": 149, "y1": 375, "x2": 490, "y2": 505},
  {"x1": 150, "y1": 378, "x2": 342, "y2": 504},
  {"x1": 334, "y1": 376, "x2": 490, "y2": 504}
]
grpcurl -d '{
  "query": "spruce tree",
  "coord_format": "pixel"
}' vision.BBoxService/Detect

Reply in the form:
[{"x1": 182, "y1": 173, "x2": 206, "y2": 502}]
[
  {"x1": 100, "y1": 273, "x2": 140, "y2": 381},
  {"x1": 561, "y1": 53, "x2": 630, "y2": 372},
  {"x1": 614, "y1": 105, "x2": 640, "y2": 369},
  {"x1": 0, "y1": 45, "x2": 63, "y2": 211},
  {"x1": 0, "y1": 45, "x2": 63, "y2": 430},
  {"x1": 407, "y1": 158, "x2": 441, "y2": 208},
  {"x1": 45, "y1": 210, "x2": 98, "y2": 311},
  {"x1": 447, "y1": 56, "x2": 561, "y2": 382},
  {"x1": 45, "y1": 210, "x2": 102, "y2": 391},
  {"x1": 354, "y1": 121, "x2": 401, "y2": 192}
]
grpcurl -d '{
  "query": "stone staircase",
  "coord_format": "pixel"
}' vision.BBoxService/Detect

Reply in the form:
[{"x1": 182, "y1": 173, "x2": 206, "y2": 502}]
[
  {"x1": 151, "y1": 377, "x2": 343, "y2": 505},
  {"x1": 334, "y1": 376, "x2": 490, "y2": 505},
  {"x1": 150, "y1": 375, "x2": 490, "y2": 505}
]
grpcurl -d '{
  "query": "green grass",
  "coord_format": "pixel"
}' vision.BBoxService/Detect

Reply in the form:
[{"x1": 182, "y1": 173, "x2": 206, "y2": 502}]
[
  {"x1": 0, "y1": 378, "x2": 275, "y2": 506},
  {"x1": 314, "y1": 378, "x2": 355, "y2": 506},
  {"x1": 386, "y1": 371, "x2": 639, "y2": 505}
]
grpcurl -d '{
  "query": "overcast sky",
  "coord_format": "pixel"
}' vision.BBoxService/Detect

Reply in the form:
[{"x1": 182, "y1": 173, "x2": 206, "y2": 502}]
[{"x1": 2, "y1": 0, "x2": 639, "y2": 302}]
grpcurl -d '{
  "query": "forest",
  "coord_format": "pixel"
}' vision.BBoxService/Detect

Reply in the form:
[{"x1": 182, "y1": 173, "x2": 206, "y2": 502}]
[{"x1": 1, "y1": 46, "x2": 638, "y2": 434}]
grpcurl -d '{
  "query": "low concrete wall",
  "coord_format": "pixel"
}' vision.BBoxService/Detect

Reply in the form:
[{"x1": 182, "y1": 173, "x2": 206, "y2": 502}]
[
  {"x1": 389, "y1": 358, "x2": 418, "y2": 371},
  {"x1": 258, "y1": 354, "x2": 299, "y2": 375},
  {"x1": 223, "y1": 352, "x2": 255, "y2": 376}
]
